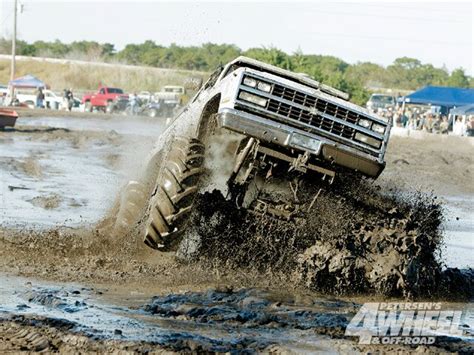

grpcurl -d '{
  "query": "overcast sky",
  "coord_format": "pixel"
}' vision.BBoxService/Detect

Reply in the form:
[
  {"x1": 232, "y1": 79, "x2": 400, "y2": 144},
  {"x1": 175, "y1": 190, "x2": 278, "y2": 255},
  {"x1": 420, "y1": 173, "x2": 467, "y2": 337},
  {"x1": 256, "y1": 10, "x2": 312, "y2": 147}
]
[{"x1": 1, "y1": 1, "x2": 472, "y2": 74}]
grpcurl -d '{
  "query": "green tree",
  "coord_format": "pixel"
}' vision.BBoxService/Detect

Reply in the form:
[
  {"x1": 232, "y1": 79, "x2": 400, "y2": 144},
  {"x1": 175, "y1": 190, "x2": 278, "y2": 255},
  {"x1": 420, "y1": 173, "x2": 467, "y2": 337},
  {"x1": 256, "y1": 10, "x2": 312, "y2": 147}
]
[{"x1": 447, "y1": 68, "x2": 469, "y2": 88}]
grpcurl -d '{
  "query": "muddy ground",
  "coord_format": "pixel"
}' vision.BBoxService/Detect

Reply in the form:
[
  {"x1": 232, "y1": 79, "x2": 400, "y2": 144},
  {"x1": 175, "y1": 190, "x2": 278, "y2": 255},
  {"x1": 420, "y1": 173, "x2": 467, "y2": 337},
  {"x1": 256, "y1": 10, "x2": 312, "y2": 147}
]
[{"x1": 0, "y1": 110, "x2": 473, "y2": 352}]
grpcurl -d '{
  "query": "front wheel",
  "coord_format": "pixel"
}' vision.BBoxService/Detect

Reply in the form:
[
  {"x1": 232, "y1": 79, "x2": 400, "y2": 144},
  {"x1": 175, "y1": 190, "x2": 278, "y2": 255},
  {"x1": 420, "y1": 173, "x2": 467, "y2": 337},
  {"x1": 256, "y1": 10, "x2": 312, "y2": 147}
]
[
  {"x1": 106, "y1": 101, "x2": 114, "y2": 114},
  {"x1": 84, "y1": 101, "x2": 92, "y2": 112},
  {"x1": 144, "y1": 136, "x2": 205, "y2": 251}
]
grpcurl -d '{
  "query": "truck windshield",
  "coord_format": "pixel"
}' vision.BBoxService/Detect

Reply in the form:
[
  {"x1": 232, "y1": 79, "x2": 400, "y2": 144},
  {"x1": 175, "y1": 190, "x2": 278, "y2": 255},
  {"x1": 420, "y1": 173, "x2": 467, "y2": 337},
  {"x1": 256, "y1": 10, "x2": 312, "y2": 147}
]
[
  {"x1": 371, "y1": 95, "x2": 393, "y2": 104},
  {"x1": 108, "y1": 88, "x2": 124, "y2": 94},
  {"x1": 164, "y1": 88, "x2": 183, "y2": 93}
]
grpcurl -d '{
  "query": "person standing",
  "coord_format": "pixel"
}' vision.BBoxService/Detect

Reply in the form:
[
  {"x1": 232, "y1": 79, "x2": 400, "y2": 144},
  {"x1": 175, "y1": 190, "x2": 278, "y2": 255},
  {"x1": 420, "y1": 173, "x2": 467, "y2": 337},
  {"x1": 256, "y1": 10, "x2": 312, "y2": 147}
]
[
  {"x1": 453, "y1": 117, "x2": 466, "y2": 136},
  {"x1": 36, "y1": 87, "x2": 45, "y2": 108},
  {"x1": 66, "y1": 88, "x2": 74, "y2": 111},
  {"x1": 129, "y1": 92, "x2": 138, "y2": 115}
]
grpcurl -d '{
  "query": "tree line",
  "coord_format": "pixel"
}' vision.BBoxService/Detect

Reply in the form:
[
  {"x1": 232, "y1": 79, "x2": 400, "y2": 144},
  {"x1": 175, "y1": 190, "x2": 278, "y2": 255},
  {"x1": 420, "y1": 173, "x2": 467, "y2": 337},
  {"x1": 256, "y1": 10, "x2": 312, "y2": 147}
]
[{"x1": 0, "y1": 38, "x2": 471, "y2": 105}]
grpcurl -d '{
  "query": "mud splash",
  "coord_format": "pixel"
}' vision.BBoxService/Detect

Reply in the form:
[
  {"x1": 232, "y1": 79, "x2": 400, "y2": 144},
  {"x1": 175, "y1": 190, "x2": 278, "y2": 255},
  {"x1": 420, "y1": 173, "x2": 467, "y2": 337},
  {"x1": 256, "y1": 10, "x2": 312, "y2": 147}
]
[{"x1": 184, "y1": 177, "x2": 473, "y2": 299}]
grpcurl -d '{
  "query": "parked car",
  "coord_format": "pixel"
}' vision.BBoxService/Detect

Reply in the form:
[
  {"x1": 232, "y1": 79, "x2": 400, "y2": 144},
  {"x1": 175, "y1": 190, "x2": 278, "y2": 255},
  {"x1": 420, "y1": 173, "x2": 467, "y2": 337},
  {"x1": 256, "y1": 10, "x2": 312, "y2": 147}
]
[
  {"x1": 153, "y1": 85, "x2": 186, "y2": 107},
  {"x1": 137, "y1": 91, "x2": 152, "y2": 104},
  {"x1": 366, "y1": 94, "x2": 396, "y2": 112},
  {"x1": 82, "y1": 86, "x2": 128, "y2": 113}
]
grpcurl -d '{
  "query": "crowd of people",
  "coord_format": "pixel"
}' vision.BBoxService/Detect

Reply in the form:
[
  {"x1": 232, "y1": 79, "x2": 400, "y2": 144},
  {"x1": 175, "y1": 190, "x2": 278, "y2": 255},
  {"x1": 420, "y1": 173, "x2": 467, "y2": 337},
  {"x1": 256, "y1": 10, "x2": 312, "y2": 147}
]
[{"x1": 376, "y1": 106, "x2": 472, "y2": 136}]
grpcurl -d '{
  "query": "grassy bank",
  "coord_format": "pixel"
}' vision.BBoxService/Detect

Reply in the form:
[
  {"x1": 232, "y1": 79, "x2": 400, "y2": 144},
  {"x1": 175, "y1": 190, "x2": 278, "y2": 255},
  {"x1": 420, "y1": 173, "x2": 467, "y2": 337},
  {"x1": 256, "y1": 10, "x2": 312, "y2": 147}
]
[{"x1": 0, "y1": 56, "x2": 208, "y2": 93}]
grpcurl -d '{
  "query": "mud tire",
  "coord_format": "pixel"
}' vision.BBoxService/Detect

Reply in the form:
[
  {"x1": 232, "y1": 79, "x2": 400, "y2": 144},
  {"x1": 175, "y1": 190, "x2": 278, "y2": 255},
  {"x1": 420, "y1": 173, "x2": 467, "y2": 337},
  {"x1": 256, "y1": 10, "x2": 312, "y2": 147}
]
[
  {"x1": 113, "y1": 181, "x2": 147, "y2": 231},
  {"x1": 144, "y1": 136, "x2": 205, "y2": 251},
  {"x1": 106, "y1": 101, "x2": 114, "y2": 114}
]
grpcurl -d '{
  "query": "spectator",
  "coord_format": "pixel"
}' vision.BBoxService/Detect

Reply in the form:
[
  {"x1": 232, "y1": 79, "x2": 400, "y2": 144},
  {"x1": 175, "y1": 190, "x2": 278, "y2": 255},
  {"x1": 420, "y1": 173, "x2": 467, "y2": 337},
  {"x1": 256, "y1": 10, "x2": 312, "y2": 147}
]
[
  {"x1": 36, "y1": 87, "x2": 45, "y2": 108},
  {"x1": 453, "y1": 117, "x2": 466, "y2": 136},
  {"x1": 439, "y1": 116, "x2": 449, "y2": 134},
  {"x1": 66, "y1": 88, "x2": 74, "y2": 111},
  {"x1": 129, "y1": 92, "x2": 138, "y2": 115},
  {"x1": 432, "y1": 114, "x2": 441, "y2": 133},
  {"x1": 423, "y1": 113, "x2": 433, "y2": 132}
]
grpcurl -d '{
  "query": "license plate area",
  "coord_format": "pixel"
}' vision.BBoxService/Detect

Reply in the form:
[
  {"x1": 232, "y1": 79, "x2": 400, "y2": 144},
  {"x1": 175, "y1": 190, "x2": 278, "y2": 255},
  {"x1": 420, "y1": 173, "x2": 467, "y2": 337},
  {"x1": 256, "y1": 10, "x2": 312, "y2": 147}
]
[{"x1": 290, "y1": 133, "x2": 322, "y2": 154}]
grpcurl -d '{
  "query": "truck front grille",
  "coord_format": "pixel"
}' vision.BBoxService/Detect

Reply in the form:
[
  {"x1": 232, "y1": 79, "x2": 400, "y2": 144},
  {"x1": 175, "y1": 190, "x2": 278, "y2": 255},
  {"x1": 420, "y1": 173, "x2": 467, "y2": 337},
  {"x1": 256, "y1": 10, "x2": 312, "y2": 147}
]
[
  {"x1": 266, "y1": 98, "x2": 355, "y2": 139},
  {"x1": 272, "y1": 84, "x2": 360, "y2": 125},
  {"x1": 236, "y1": 75, "x2": 386, "y2": 153}
]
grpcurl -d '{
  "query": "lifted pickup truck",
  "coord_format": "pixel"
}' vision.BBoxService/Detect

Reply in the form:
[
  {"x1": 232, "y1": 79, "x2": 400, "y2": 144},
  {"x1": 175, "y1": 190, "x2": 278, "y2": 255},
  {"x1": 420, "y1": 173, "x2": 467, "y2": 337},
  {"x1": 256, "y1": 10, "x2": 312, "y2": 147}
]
[
  {"x1": 82, "y1": 86, "x2": 128, "y2": 113},
  {"x1": 116, "y1": 56, "x2": 392, "y2": 252}
]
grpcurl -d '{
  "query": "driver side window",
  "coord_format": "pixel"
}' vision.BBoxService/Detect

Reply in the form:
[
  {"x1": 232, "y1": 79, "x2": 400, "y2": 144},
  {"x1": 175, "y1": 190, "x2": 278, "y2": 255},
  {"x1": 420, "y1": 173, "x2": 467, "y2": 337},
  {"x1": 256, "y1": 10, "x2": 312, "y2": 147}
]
[
  {"x1": 192, "y1": 66, "x2": 224, "y2": 103},
  {"x1": 204, "y1": 66, "x2": 223, "y2": 89}
]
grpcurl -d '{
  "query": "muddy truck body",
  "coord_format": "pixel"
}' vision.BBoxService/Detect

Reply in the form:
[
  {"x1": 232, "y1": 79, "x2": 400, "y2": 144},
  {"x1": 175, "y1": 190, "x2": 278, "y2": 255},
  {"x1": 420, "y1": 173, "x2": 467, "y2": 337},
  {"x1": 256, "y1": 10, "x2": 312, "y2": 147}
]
[{"x1": 118, "y1": 56, "x2": 392, "y2": 251}]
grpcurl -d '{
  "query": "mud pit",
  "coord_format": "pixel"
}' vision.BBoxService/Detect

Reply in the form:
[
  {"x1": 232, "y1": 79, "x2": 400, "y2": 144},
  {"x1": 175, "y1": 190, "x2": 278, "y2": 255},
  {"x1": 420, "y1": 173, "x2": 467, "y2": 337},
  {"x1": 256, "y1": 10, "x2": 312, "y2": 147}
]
[{"x1": 0, "y1": 113, "x2": 473, "y2": 352}]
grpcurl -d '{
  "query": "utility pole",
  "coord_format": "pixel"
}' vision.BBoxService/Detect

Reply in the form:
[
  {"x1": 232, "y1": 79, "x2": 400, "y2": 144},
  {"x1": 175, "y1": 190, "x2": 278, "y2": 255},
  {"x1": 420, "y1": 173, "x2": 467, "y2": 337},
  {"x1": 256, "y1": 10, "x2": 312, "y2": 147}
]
[{"x1": 11, "y1": 0, "x2": 18, "y2": 82}]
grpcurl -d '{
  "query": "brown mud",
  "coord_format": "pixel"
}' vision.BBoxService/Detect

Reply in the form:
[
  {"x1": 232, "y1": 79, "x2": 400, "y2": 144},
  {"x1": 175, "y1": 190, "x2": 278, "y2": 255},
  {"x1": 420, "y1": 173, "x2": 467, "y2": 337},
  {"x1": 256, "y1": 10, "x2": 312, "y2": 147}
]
[
  {"x1": 185, "y1": 181, "x2": 472, "y2": 299},
  {"x1": 1, "y1": 118, "x2": 473, "y2": 352}
]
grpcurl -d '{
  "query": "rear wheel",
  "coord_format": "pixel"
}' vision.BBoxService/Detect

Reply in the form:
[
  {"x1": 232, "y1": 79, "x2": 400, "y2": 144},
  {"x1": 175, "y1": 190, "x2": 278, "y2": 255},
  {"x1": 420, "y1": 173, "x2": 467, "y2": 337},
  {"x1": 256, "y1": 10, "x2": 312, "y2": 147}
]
[
  {"x1": 144, "y1": 136, "x2": 205, "y2": 251},
  {"x1": 85, "y1": 101, "x2": 92, "y2": 112}
]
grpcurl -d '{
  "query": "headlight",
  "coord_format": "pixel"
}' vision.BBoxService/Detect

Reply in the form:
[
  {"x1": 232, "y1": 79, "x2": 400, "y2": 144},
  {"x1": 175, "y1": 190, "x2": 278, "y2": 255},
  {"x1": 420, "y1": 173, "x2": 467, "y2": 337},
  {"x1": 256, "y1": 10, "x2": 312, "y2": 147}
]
[
  {"x1": 372, "y1": 123, "x2": 386, "y2": 134},
  {"x1": 358, "y1": 118, "x2": 371, "y2": 128},
  {"x1": 243, "y1": 76, "x2": 272, "y2": 93},
  {"x1": 239, "y1": 91, "x2": 268, "y2": 107},
  {"x1": 243, "y1": 77, "x2": 257, "y2": 88},
  {"x1": 355, "y1": 132, "x2": 381, "y2": 149},
  {"x1": 257, "y1": 81, "x2": 272, "y2": 93}
]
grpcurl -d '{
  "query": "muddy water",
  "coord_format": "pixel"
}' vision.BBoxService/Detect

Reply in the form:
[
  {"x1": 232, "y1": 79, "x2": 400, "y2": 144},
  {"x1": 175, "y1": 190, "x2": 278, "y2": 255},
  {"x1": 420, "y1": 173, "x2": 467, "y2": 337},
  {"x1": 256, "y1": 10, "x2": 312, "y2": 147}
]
[
  {"x1": 0, "y1": 133, "x2": 120, "y2": 228},
  {"x1": 17, "y1": 116, "x2": 165, "y2": 137},
  {"x1": 1, "y1": 273, "x2": 472, "y2": 352},
  {"x1": 441, "y1": 196, "x2": 474, "y2": 269},
  {"x1": 0, "y1": 274, "x2": 358, "y2": 352},
  {"x1": 1, "y1": 115, "x2": 165, "y2": 228}
]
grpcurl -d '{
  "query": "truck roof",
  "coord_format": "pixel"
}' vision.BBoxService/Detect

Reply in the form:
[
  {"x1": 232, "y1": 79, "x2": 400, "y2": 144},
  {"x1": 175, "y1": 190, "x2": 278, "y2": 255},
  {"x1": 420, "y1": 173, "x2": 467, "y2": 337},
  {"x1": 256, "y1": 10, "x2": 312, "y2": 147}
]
[{"x1": 226, "y1": 56, "x2": 350, "y2": 101}]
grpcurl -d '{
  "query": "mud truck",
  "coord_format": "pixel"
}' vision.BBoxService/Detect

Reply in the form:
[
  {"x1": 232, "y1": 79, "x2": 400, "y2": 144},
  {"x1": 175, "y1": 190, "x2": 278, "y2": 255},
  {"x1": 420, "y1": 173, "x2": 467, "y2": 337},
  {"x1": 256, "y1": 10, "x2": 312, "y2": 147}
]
[{"x1": 118, "y1": 57, "x2": 392, "y2": 252}]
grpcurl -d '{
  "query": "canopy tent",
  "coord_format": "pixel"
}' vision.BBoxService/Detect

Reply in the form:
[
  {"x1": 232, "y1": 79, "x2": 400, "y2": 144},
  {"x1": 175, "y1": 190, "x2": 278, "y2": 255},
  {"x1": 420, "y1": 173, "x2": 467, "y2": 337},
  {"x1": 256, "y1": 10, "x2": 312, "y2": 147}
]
[
  {"x1": 449, "y1": 104, "x2": 474, "y2": 116},
  {"x1": 400, "y1": 86, "x2": 474, "y2": 108},
  {"x1": 8, "y1": 74, "x2": 47, "y2": 89}
]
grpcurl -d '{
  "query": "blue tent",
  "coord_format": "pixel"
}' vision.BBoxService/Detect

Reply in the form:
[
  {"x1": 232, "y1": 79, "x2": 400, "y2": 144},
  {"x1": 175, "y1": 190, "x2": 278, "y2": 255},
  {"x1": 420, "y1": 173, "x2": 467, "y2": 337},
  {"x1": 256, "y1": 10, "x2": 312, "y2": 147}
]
[
  {"x1": 449, "y1": 104, "x2": 474, "y2": 115},
  {"x1": 9, "y1": 74, "x2": 46, "y2": 88},
  {"x1": 401, "y1": 86, "x2": 474, "y2": 108}
]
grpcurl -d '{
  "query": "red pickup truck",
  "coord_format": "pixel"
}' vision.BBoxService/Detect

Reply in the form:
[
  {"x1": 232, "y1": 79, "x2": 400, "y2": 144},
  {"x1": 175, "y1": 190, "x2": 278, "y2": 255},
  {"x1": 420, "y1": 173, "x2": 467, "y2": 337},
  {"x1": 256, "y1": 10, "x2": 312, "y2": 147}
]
[{"x1": 82, "y1": 86, "x2": 128, "y2": 113}]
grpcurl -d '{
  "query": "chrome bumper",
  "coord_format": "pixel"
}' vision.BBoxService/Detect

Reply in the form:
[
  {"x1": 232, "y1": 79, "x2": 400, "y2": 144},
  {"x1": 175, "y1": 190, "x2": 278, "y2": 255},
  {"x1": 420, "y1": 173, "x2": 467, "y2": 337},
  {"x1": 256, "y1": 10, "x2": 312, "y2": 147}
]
[{"x1": 216, "y1": 108, "x2": 385, "y2": 178}]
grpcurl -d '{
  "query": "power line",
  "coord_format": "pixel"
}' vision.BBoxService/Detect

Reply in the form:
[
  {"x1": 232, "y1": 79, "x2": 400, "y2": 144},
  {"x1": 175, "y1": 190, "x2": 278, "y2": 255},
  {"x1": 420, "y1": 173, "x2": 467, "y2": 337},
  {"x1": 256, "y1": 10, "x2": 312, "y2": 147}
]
[{"x1": 306, "y1": 31, "x2": 471, "y2": 47}]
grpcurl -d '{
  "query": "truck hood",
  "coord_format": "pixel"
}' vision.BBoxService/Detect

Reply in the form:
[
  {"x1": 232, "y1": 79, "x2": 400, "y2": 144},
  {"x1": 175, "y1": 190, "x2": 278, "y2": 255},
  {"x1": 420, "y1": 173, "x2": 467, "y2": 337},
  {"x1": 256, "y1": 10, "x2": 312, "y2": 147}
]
[{"x1": 225, "y1": 56, "x2": 350, "y2": 101}]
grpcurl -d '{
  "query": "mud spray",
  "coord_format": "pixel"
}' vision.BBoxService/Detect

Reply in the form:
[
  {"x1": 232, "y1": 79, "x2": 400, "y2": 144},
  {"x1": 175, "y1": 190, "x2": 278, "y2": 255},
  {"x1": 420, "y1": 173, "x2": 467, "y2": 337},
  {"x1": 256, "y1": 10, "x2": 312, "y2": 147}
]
[{"x1": 181, "y1": 175, "x2": 473, "y2": 299}]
